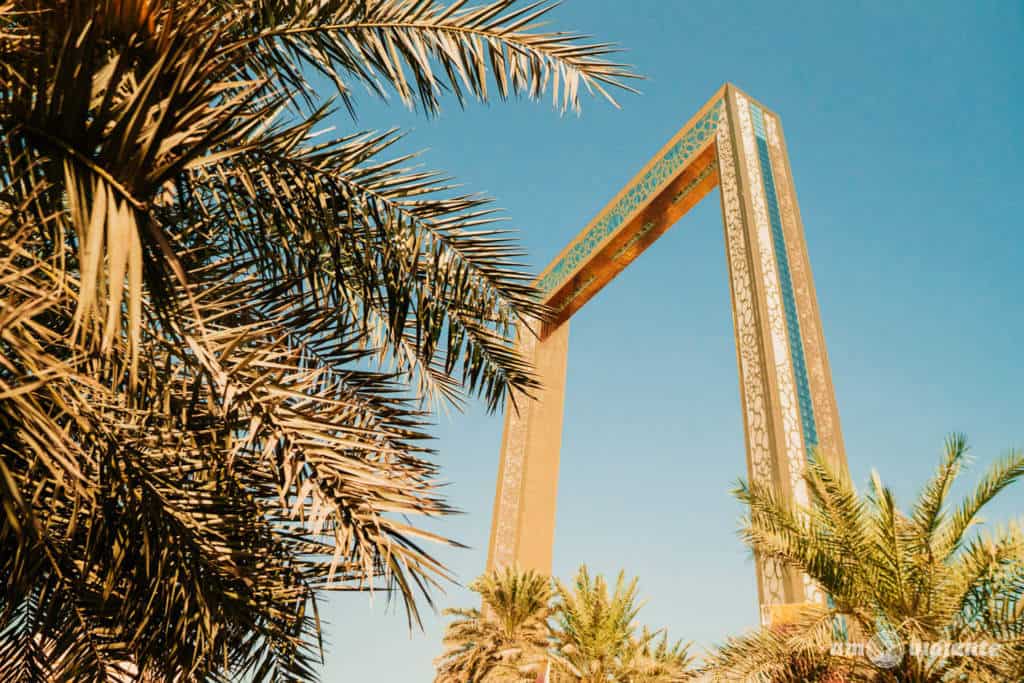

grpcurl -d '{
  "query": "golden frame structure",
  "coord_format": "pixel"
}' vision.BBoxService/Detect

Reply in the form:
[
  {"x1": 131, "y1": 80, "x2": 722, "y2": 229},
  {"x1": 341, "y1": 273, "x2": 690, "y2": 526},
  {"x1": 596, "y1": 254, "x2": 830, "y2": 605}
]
[{"x1": 485, "y1": 84, "x2": 848, "y2": 624}]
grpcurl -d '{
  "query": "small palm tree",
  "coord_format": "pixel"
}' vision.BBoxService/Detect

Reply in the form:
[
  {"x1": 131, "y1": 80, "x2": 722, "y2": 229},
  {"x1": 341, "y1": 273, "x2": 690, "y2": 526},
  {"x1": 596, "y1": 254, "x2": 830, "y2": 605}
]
[
  {"x1": 550, "y1": 566, "x2": 644, "y2": 682},
  {"x1": 618, "y1": 626, "x2": 695, "y2": 682},
  {"x1": 434, "y1": 567, "x2": 554, "y2": 682},
  {"x1": 436, "y1": 565, "x2": 693, "y2": 682},
  {"x1": 704, "y1": 434, "x2": 1024, "y2": 682}
]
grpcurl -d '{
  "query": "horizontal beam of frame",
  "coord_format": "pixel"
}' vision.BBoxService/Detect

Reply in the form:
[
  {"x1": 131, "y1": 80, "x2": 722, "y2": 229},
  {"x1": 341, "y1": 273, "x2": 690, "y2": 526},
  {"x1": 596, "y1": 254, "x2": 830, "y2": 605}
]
[{"x1": 535, "y1": 85, "x2": 729, "y2": 330}]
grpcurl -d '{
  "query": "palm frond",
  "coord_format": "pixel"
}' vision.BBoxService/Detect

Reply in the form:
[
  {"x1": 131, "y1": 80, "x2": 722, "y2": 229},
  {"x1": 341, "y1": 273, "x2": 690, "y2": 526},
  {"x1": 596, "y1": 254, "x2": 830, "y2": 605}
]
[
  {"x1": 912, "y1": 433, "x2": 968, "y2": 543},
  {"x1": 736, "y1": 476, "x2": 869, "y2": 610},
  {"x1": 233, "y1": 0, "x2": 641, "y2": 114},
  {"x1": 701, "y1": 605, "x2": 843, "y2": 682},
  {"x1": 188, "y1": 115, "x2": 545, "y2": 410},
  {"x1": 938, "y1": 448, "x2": 1024, "y2": 557}
]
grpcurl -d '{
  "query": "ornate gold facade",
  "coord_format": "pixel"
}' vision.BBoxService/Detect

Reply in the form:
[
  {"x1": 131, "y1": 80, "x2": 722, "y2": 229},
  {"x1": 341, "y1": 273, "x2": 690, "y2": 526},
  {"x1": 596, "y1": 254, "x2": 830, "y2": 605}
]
[{"x1": 486, "y1": 84, "x2": 847, "y2": 625}]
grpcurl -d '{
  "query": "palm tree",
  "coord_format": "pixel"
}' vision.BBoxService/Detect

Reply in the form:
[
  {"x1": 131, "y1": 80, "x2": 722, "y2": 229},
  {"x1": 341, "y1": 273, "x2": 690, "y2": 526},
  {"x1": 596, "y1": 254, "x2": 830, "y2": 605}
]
[
  {"x1": 434, "y1": 566, "x2": 554, "y2": 682},
  {"x1": 435, "y1": 565, "x2": 693, "y2": 682},
  {"x1": 550, "y1": 566, "x2": 644, "y2": 682},
  {"x1": 0, "y1": 1, "x2": 637, "y2": 679},
  {"x1": 618, "y1": 626, "x2": 694, "y2": 682},
  {"x1": 703, "y1": 434, "x2": 1024, "y2": 682}
]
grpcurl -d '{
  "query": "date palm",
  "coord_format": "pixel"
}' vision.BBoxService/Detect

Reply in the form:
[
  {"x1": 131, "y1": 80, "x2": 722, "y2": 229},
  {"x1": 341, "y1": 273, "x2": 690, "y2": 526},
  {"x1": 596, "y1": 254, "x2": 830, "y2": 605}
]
[
  {"x1": 435, "y1": 565, "x2": 693, "y2": 683},
  {"x1": 618, "y1": 626, "x2": 695, "y2": 682},
  {"x1": 0, "y1": 1, "x2": 637, "y2": 680},
  {"x1": 550, "y1": 566, "x2": 644, "y2": 682},
  {"x1": 434, "y1": 566, "x2": 554, "y2": 682},
  {"x1": 703, "y1": 434, "x2": 1024, "y2": 682}
]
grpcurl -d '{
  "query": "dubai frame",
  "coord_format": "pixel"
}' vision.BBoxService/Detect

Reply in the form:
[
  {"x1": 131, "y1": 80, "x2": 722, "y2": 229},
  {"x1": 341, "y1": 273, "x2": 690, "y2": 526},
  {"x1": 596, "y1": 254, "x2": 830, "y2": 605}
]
[{"x1": 485, "y1": 84, "x2": 849, "y2": 625}]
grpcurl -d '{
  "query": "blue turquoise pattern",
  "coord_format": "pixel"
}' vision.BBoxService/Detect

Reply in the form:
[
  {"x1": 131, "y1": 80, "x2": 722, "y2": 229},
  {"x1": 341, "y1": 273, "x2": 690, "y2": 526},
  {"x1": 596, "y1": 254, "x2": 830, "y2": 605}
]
[
  {"x1": 749, "y1": 103, "x2": 819, "y2": 456},
  {"x1": 537, "y1": 100, "x2": 725, "y2": 294}
]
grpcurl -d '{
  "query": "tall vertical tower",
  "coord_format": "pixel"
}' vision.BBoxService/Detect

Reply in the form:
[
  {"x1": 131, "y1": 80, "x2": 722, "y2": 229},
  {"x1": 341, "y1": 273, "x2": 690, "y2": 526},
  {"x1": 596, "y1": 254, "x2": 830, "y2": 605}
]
[{"x1": 486, "y1": 84, "x2": 847, "y2": 624}]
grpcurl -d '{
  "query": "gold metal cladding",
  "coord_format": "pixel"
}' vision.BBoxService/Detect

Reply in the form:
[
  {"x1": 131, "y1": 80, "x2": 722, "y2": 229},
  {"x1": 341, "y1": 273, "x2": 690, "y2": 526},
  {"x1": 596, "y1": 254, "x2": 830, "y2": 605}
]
[
  {"x1": 487, "y1": 319, "x2": 570, "y2": 572},
  {"x1": 487, "y1": 320, "x2": 538, "y2": 571},
  {"x1": 543, "y1": 145, "x2": 719, "y2": 327},
  {"x1": 762, "y1": 113, "x2": 847, "y2": 476},
  {"x1": 762, "y1": 602, "x2": 820, "y2": 629},
  {"x1": 486, "y1": 84, "x2": 849, "y2": 621},
  {"x1": 733, "y1": 92, "x2": 810, "y2": 514},
  {"x1": 716, "y1": 116, "x2": 785, "y2": 607},
  {"x1": 731, "y1": 91, "x2": 819, "y2": 604},
  {"x1": 535, "y1": 85, "x2": 729, "y2": 329}
]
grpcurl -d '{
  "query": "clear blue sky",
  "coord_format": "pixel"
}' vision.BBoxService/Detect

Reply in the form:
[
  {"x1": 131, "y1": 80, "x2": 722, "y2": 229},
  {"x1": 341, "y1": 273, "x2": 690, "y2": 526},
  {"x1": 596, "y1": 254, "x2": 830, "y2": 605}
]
[{"x1": 318, "y1": 2, "x2": 1023, "y2": 679}]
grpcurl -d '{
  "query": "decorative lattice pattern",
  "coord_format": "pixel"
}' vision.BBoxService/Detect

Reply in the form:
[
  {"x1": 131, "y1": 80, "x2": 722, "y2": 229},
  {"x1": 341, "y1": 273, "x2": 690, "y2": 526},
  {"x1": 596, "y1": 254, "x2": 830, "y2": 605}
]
[
  {"x1": 750, "y1": 102, "x2": 819, "y2": 456},
  {"x1": 717, "y1": 119, "x2": 785, "y2": 606},
  {"x1": 537, "y1": 101, "x2": 725, "y2": 293}
]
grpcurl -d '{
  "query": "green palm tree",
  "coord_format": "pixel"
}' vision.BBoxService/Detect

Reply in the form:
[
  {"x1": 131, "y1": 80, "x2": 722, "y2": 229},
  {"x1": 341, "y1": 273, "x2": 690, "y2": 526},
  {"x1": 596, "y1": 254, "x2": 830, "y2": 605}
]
[
  {"x1": 704, "y1": 434, "x2": 1024, "y2": 682},
  {"x1": 435, "y1": 565, "x2": 692, "y2": 683},
  {"x1": 0, "y1": 1, "x2": 636, "y2": 679},
  {"x1": 550, "y1": 566, "x2": 644, "y2": 682},
  {"x1": 434, "y1": 566, "x2": 554, "y2": 682},
  {"x1": 618, "y1": 626, "x2": 695, "y2": 682}
]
